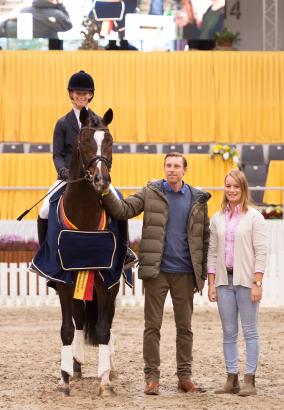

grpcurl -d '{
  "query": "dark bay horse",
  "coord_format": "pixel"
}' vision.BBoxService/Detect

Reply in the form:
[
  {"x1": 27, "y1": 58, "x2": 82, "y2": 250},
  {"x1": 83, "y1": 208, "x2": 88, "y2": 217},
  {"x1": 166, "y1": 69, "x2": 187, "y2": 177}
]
[{"x1": 53, "y1": 107, "x2": 120, "y2": 396}]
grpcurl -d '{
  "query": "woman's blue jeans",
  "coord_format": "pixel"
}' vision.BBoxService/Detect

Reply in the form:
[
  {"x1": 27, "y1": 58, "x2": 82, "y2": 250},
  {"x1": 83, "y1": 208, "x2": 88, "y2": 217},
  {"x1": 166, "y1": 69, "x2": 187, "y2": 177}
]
[{"x1": 216, "y1": 274, "x2": 259, "y2": 374}]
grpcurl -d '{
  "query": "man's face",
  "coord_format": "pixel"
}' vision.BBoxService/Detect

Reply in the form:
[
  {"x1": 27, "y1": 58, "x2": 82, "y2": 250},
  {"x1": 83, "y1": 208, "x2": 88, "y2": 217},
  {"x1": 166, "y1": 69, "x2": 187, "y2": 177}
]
[
  {"x1": 70, "y1": 90, "x2": 93, "y2": 109},
  {"x1": 164, "y1": 156, "x2": 186, "y2": 185}
]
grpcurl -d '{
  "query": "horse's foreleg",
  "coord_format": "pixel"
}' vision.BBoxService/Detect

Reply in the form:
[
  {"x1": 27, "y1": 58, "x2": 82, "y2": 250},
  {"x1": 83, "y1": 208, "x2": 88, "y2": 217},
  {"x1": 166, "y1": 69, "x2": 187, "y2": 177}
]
[
  {"x1": 94, "y1": 274, "x2": 120, "y2": 396},
  {"x1": 73, "y1": 299, "x2": 85, "y2": 378},
  {"x1": 57, "y1": 283, "x2": 75, "y2": 395},
  {"x1": 98, "y1": 344, "x2": 115, "y2": 397},
  {"x1": 109, "y1": 330, "x2": 117, "y2": 379}
]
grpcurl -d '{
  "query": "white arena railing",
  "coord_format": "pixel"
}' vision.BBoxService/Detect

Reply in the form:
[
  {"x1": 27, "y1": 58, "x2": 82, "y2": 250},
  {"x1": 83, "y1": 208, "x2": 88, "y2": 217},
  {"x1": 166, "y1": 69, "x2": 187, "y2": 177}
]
[{"x1": 0, "y1": 262, "x2": 283, "y2": 307}]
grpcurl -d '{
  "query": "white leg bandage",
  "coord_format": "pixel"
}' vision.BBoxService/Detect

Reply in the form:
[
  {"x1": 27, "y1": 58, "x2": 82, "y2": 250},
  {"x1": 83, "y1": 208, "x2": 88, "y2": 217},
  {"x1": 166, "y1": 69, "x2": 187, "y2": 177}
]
[
  {"x1": 101, "y1": 370, "x2": 111, "y2": 385},
  {"x1": 61, "y1": 345, "x2": 73, "y2": 377},
  {"x1": 98, "y1": 344, "x2": 111, "y2": 379},
  {"x1": 109, "y1": 332, "x2": 115, "y2": 371},
  {"x1": 73, "y1": 329, "x2": 85, "y2": 364}
]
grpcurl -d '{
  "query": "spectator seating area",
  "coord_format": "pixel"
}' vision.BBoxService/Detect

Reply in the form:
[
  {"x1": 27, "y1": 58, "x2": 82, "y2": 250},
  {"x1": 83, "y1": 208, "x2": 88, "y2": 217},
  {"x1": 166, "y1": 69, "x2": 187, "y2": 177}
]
[
  {"x1": 239, "y1": 144, "x2": 284, "y2": 204},
  {"x1": 1, "y1": 141, "x2": 284, "y2": 159}
]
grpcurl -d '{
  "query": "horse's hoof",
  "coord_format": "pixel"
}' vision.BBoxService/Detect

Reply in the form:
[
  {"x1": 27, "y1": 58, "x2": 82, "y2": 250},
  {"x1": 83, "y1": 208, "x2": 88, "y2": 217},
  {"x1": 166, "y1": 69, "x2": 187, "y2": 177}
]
[
  {"x1": 57, "y1": 381, "x2": 70, "y2": 396},
  {"x1": 72, "y1": 371, "x2": 82, "y2": 380},
  {"x1": 98, "y1": 385, "x2": 116, "y2": 397}
]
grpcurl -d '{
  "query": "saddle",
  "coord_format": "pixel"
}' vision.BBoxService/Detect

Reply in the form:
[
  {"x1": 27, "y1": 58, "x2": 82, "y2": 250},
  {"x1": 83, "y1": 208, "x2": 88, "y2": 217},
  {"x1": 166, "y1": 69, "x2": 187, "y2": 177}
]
[{"x1": 31, "y1": 185, "x2": 133, "y2": 293}]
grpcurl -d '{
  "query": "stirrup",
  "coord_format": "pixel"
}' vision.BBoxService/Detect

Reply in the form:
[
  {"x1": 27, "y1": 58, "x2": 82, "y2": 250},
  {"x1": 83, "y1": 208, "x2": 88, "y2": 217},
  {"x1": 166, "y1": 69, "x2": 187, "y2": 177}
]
[{"x1": 123, "y1": 248, "x2": 138, "y2": 270}]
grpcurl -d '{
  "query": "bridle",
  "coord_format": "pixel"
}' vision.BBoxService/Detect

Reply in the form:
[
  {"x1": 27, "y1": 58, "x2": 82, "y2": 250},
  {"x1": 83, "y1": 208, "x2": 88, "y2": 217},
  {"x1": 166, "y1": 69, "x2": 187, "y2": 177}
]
[{"x1": 68, "y1": 126, "x2": 112, "y2": 185}]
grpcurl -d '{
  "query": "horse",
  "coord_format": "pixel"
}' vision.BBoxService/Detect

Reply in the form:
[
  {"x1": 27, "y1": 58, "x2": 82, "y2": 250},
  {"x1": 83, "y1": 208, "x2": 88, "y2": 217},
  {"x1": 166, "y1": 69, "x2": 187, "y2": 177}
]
[{"x1": 32, "y1": 107, "x2": 127, "y2": 397}]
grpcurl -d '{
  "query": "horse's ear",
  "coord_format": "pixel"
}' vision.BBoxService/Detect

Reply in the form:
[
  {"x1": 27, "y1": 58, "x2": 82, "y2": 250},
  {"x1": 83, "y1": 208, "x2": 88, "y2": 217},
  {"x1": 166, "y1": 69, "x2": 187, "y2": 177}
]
[
  {"x1": 79, "y1": 107, "x2": 89, "y2": 126},
  {"x1": 103, "y1": 108, "x2": 113, "y2": 125}
]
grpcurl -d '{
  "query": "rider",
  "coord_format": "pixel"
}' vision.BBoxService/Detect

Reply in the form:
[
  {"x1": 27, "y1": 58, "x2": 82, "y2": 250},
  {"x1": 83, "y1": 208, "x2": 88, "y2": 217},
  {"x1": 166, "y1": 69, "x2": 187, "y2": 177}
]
[{"x1": 37, "y1": 70, "x2": 137, "y2": 268}]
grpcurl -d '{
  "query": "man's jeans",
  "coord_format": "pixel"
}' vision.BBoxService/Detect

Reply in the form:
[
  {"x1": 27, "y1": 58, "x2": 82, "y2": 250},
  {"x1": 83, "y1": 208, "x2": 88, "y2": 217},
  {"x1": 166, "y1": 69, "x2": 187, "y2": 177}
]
[
  {"x1": 216, "y1": 274, "x2": 260, "y2": 374},
  {"x1": 143, "y1": 272, "x2": 195, "y2": 381}
]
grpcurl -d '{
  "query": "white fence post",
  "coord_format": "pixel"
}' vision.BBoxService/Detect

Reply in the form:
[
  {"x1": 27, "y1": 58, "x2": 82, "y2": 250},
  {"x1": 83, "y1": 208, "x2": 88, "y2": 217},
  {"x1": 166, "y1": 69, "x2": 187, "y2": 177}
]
[{"x1": 0, "y1": 263, "x2": 8, "y2": 305}]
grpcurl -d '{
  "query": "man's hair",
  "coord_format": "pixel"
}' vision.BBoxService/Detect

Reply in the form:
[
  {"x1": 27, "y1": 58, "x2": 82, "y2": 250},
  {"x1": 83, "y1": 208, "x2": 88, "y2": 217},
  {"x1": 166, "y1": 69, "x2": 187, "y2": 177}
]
[
  {"x1": 221, "y1": 169, "x2": 252, "y2": 212},
  {"x1": 164, "y1": 152, "x2": 187, "y2": 168}
]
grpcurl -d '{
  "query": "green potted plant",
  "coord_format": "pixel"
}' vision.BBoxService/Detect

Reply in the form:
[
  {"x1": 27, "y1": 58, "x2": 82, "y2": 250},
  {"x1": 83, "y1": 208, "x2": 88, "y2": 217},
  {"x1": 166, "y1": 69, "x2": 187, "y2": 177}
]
[{"x1": 214, "y1": 27, "x2": 241, "y2": 49}]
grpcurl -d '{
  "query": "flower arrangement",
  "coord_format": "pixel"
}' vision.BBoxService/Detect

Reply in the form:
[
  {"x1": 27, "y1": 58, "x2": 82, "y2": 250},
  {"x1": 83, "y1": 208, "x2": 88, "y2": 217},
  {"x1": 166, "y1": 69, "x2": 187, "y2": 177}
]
[
  {"x1": 259, "y1": 205, "x2": 283, "y2": 220},
  {"x1": 210, "y1": 144, "x2": 240, "y2": 165},
  {"x1": 0, "y1": 234, "x2": 39, "y2": 251}
]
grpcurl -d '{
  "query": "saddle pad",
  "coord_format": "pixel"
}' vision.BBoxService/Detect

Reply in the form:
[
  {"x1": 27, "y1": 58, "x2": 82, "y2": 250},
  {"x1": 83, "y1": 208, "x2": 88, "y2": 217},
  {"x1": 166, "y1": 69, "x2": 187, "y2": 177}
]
[{"x1": 58, "y1": 230, "x2": 116, "y2": 271}]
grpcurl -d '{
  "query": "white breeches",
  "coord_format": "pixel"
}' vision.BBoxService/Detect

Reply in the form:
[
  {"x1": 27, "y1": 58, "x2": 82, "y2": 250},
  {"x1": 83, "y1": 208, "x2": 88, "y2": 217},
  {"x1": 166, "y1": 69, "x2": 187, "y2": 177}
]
[{"x1": 39, "y1": 179, "x2": 66, "y2": 219}]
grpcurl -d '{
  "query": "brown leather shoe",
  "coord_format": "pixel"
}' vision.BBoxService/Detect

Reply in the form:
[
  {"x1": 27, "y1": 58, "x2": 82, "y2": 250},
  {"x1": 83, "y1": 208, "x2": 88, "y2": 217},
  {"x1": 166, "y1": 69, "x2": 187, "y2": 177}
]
[
  {"x1": 144, "y1": 381, "x2": 159, "y2": 395},
  {"x1": 178, "y1": 378, "x2": 206, "y2": 393}
]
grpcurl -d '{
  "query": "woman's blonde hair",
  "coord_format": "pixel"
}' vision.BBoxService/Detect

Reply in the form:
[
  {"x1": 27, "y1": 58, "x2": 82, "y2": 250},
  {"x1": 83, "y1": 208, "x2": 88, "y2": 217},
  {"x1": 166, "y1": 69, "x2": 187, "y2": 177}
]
[{"x1": 221, "y1": 169, "x2": 251, "y2": 212}]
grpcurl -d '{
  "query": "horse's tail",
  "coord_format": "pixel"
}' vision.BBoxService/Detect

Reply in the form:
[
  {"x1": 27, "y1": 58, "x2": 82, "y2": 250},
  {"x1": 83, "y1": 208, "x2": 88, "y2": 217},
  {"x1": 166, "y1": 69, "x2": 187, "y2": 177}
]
[{"x1": 84, "y1": 289, "x2": 98, "y2": 345}]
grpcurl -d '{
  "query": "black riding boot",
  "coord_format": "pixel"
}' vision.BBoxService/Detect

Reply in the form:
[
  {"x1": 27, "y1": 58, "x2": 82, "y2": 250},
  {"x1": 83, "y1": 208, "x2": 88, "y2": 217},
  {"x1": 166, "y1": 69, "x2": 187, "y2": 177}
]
[
  {"x1": 124, "y1": 247, "x2": 138, "y2": 270},
  {"x1": 37, "y1": 216, "x2": 48, "y2": 246},
  {"x1": 37, "y1": 217, "x2": 56, "y2": 289}
]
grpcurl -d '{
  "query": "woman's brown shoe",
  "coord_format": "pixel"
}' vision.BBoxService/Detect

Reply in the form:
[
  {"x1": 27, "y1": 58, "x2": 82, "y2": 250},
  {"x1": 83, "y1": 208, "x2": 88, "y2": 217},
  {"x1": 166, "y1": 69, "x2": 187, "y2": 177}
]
[
  {"x1": 144, "y1": 381, "x2": 159, "y2": 395},
  {"x1": 238, "y1": 374, "x2": 257, "y2": 396},
  {"x1": 215, "y1": 373, "x2": 240, "y2": 394}
]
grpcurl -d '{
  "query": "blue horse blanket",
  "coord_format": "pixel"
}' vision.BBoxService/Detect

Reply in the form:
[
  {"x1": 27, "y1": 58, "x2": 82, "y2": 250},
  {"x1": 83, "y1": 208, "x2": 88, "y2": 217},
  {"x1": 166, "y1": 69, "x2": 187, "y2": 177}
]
[{"x1": 32, "y1": 186, "x2": 132, "y2": 289}]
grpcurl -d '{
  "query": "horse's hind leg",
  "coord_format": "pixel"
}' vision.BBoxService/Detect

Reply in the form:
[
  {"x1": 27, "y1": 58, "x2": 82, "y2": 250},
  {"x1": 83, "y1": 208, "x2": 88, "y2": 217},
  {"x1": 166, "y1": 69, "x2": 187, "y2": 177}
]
[
  {"x1": 72, "y1": 298, "x2": 85, "y2": 379},
  {"x1": 57, "y1": 283, "x2": 75, "y2": 396}
]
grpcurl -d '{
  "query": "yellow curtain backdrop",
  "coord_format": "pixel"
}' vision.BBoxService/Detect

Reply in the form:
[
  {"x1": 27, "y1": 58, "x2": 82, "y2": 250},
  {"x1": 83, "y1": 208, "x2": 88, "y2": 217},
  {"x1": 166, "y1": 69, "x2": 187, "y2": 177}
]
[
  {"x1": 263, "y1": 161, "x2": 284, "y2": 205},
  {"x1": 0, "y1": 50, "x2": 284, "y2": 143},
  {"x1": 0, "y1": 51, "x2": 4, "y2": 142},
  {"x1": 212, "y1": 52, "x2": 284, "y2": 143},
  {"x1": 0, "y1": 153, "x2": 234, "y2": 220},
  {"x1": 0, "y1": 154, "x2": 56, "y2": 219}
]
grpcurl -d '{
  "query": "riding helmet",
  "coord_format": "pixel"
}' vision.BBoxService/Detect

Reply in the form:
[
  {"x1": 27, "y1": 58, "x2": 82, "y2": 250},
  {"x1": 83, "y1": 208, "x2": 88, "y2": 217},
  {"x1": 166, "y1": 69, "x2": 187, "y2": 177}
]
[{"x1": 67, "y1": 70, "x2": 95, "y2": 92}]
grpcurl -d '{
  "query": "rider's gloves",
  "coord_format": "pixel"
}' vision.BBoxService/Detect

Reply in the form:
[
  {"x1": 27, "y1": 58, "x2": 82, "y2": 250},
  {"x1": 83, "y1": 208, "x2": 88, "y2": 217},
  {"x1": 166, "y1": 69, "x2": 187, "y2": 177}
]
[{"x1": 58, "y1": 167, "x2": 70, "y2": 181}]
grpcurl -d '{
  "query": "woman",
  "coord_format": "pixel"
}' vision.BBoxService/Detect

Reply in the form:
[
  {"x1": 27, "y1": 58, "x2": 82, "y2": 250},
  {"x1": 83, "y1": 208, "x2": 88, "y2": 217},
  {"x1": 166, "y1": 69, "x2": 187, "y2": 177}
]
[
  {"x1": 37, "y1": 70, "x2": 96, "y2": 244},
  {"x1": 37, "y1": 70, "x2": 137, "y2": 269},
  {"x1": 199, "y1": 0, "x2": 225, "y2": 40},
  {"x1": 207, "y1": 169, "x2": 267, "y2": 396}
]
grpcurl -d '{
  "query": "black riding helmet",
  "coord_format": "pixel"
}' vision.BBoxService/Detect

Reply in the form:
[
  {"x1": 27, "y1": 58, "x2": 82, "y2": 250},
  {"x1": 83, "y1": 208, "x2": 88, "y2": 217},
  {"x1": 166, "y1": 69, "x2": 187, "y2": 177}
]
[{"x1": 68, "y1": 70, "x2": 95, "y2": 102}]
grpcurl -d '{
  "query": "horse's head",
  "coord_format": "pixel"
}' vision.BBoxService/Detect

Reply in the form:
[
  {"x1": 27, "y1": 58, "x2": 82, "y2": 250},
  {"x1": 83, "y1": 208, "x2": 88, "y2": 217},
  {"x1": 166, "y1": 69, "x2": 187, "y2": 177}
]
[{"x1": 75, "y1": 107, "x2": 113, "y2": 193}]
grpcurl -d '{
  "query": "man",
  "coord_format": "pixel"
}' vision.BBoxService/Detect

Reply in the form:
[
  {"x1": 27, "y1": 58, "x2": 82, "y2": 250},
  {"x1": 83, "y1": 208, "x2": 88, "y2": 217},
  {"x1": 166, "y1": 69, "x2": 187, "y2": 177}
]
[
  {"x1": 0, "y1": 0, "x2": 72, "y2": 39},
  {"x1": 101, "y1": 152, "x2": 211, "y2": 394}
]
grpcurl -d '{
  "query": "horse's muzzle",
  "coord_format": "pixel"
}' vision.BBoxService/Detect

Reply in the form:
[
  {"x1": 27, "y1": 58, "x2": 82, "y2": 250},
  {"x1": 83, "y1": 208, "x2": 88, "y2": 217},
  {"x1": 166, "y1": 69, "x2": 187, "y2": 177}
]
[{"x1": 91, "y1": 173, "x2": 110, "y2": 193}]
